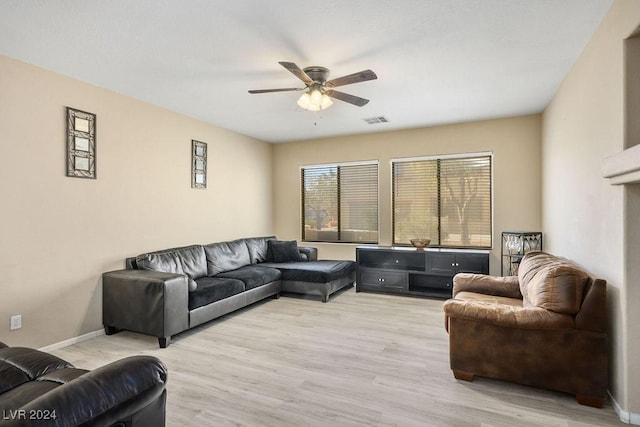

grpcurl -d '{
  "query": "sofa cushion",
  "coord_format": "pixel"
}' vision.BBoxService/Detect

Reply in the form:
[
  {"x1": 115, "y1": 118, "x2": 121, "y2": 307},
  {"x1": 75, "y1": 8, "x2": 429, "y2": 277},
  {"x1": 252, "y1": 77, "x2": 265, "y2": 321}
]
[
  {"x1": 268, "y1": 240, "x2": 302, "y2": 263},
  {"x1": 0, "y1": 368, "x2": 89, "y2": 410},
  {"x1": 243, "y1": 236, "x2": 276, "y2": 264},
  {"x1": 216, "y1": 265, "x2": 281, "y2": 290},
  {"x1": 135, "y1": 245, "x2": 207, "y2": 291},
  {"x1": 136, "y1": 250, "x2": 184, "y2": 275},
  {"x1": 189, "y1": 277, "x2": 245, "y2": 310},
  {"x1": 0, "y1": 346, "x2": 86, "y2": 408},
  {"x1": 178, "y1": 245, "x2": 208, "y2": 280},
  {"x1": 204, "y1": 239, "x2": 252, "y2": 276},
  {"x1": 454, "y1": 291, "x2": 524, "y2": 308},
  {"x1": 518, "y1": 252, "x2": 589, "y2": 315},
  {"x1": 261, "y1": 260, "x2": 356, "y2": 283}
]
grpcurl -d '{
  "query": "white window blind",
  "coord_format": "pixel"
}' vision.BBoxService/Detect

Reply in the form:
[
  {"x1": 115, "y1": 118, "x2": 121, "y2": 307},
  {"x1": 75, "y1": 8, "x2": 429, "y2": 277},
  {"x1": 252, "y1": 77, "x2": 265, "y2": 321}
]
[
  {"x1": 392, "y1": 155, "x2": 492, "y2": 248},
  {"x1": 302, "y1": 162, "x2": 378, "y2": 243}
]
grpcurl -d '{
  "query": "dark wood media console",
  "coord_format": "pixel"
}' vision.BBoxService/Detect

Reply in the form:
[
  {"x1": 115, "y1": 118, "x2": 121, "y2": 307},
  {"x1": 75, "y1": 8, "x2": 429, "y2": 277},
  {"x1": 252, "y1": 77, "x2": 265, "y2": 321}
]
[{"x1": 356, "y1": 246, "x2": 490, "y2": 298}]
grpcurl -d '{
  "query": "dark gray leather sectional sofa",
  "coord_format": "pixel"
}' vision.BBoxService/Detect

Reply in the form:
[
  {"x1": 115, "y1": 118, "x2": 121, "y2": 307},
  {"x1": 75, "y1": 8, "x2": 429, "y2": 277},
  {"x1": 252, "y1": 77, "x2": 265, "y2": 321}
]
[
  {"x1": 102, "y1": 236, "x2": 355, "y2": 348},
  {"x1": 0, "y1": 341, "x2": 167, "y2": 426}
]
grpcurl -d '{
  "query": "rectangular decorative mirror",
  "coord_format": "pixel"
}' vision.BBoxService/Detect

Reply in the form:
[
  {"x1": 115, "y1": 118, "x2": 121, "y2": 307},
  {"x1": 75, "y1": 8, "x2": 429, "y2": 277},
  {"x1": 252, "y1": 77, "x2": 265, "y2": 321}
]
[{"x1": 66, "y1": 107, "x2": 96, "y2": 178}]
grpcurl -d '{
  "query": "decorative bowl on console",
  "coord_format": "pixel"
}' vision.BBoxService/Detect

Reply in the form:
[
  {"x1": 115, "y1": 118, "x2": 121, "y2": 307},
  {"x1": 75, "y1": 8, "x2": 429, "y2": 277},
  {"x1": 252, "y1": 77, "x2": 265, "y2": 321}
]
[{"x1": 410, "y1": 238, "x2": 431, "y2": 249}]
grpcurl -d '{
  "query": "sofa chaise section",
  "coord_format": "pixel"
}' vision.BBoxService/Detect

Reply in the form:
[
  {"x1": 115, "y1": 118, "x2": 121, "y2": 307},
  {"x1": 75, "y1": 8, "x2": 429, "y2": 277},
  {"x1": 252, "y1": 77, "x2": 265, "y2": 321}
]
[{"x1": 260, "y1": 259, "x2": 356, "y2": 302}]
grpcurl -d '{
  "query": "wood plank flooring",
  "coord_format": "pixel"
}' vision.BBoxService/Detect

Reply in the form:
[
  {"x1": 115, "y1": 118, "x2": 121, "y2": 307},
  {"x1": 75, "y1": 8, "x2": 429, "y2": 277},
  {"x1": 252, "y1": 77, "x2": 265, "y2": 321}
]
[{"x1": 52, "y1": 288, "x2": 625, "y2": 426}]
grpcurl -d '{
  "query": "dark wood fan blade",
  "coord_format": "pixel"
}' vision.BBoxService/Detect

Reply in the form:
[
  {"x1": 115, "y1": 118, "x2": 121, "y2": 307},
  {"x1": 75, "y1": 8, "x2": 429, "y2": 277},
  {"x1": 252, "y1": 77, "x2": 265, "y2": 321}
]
[
  {"x1": 326, "y1": 90, "x2": 370, "y2": 107},
  {"x1": 248, "y1": 88, "x2": 301, "y2": 94},
  {"x1": 326, "y1": 70, "x2": 377, "y2": 88},
  {"x1": 278, "y1": 61, "x2": 313, "y2": 85}
]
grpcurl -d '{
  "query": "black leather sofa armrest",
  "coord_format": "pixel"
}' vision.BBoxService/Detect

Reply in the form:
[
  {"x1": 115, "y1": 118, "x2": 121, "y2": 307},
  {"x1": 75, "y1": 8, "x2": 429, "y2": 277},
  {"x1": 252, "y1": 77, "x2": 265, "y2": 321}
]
[
  {"x1": 298, "y1": 246, "x2": 318, "y2": 262},
  {"x1": 102, "y1": 270, "x2": 189, "y2": 346},
  {"x1": 11, "y1": 356, "x2": 167, "y2": 427}
]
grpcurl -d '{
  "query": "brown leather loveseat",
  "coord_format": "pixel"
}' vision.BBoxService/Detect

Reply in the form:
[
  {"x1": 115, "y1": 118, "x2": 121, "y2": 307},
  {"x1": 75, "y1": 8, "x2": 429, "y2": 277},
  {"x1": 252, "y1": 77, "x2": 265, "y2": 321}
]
[{"x1": 443, "y1": 251, "x2": 607, "y2": 407}]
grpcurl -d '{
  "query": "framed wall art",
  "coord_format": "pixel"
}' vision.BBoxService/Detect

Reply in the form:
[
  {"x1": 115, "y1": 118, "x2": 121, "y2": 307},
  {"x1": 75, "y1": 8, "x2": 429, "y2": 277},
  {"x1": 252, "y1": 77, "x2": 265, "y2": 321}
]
[
  {"x1": 66, "y1": 107, "x2": 96, "y2": 178},
  {"x1": 191, "y1": 140, "x2": 207, "y2": 189}
]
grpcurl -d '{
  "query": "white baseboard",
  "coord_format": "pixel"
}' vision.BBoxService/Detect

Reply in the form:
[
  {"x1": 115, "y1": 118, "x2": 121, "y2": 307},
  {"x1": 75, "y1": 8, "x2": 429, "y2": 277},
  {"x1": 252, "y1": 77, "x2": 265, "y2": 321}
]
[
  {"x1": 610, "y1": 391, "x2": 640, "y2": 425},
  {"x1": 38, "y1": 329, "x2": 105, "y2": 352}
]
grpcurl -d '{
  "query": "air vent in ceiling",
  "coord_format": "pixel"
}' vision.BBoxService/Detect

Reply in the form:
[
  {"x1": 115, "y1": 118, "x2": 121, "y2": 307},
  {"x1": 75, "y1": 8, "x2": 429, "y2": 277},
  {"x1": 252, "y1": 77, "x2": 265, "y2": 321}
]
[{"x1": 363, "y1": 115, "x2": 388, "y2": 125}]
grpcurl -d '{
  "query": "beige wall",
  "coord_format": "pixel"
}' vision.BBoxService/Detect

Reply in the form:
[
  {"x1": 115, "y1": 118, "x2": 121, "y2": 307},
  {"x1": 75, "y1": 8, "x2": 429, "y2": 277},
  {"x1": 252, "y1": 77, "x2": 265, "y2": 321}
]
[
  {"x1": 0, "y1": 55, "x2": 274, "y2": 348},
  {"x1": 273, "y1": 115, "x2": 542, "y2": 276},
  {"x1": 542, "y1": 0, "x2": 640, "y2": 419}
]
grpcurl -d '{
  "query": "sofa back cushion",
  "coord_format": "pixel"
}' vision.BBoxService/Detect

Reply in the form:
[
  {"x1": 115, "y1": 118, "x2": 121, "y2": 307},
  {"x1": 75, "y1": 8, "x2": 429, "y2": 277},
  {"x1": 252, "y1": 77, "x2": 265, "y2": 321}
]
[
  {"x1": 243, "y1": 236, "x2": 276, "y2": 264},
  {"x1": 518, "y1": 251, "x2": 589, "y2": 315},
  {"x1": 204, "y1": 239, "x2": 251, "y2": 275},
  {"x1": 0, "y1": 345, "x2": 79, "y2": 399},
  {"x1": 135, "y1": 245, "x2": 206, "y2": 291}
]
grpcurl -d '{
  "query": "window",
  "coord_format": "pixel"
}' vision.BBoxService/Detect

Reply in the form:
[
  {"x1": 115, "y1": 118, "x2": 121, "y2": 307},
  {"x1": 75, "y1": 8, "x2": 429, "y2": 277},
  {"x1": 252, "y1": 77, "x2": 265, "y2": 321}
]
[
  {"x1": 392, "y1": 154, "x2": 492, "y2": 248},
  {"x1": 302, "y1": 162, "x2": 378, "y2": 243}
]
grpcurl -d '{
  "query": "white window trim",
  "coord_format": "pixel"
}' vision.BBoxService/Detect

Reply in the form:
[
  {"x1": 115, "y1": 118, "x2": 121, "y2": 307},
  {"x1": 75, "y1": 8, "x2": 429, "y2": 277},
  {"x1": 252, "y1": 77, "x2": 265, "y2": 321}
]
[
  {"x1": 391, "y1": 151, "x2": 493, "y2": 164},
  {"x1": 299, "y1": 159, "x2": 379, "y2": 170}
]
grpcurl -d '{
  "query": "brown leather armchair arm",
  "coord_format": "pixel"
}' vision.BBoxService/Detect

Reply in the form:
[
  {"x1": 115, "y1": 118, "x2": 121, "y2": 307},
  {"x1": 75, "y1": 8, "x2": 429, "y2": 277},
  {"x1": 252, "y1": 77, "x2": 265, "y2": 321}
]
[
  {"x1": 452, "y1": 273, "x2": 522, "y2": 299},
  {"x1": 575, "y1": 278, "x2": 607, "y2": 332},
  {"x1": 443, "y1": 299, "x2": 574, "y2": 332}
]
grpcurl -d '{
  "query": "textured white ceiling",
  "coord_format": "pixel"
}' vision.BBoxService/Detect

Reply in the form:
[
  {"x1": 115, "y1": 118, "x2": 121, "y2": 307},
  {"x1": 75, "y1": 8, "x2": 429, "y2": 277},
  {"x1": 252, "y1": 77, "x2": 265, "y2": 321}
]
[{"x1": 0, "y1": 0, "x2": 613, "y2": 143}]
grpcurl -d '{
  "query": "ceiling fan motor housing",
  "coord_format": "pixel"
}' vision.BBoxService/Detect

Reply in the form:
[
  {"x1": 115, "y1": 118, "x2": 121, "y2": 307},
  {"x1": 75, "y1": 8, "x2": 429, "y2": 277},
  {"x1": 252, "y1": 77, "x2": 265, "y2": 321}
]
[{"x1": 303, "y1": 66, "x2": 330, "y2": 84}]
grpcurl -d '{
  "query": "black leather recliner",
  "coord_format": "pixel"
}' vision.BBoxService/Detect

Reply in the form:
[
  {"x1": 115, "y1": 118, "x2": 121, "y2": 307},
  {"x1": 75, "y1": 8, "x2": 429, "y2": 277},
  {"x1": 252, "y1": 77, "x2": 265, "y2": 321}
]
[{"x1": 0, "y1": 342, "x2": 167, "y2": 426}]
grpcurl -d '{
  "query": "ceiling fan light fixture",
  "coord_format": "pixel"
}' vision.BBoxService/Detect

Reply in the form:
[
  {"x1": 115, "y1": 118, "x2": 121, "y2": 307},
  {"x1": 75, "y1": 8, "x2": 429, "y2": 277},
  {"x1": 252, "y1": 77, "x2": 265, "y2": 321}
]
[
  {"x1": 310, "y1": 89, "x2": 322, "y2": 105},
  {"x1": 297, "y1": 92, "x2": 311, "y2": 109},
  {"x1": 321, "y1": 93, "x2": 333, "y2": 109},
  {"x1": 297, "y1": 88, "x2": 333, "y2": 111}
]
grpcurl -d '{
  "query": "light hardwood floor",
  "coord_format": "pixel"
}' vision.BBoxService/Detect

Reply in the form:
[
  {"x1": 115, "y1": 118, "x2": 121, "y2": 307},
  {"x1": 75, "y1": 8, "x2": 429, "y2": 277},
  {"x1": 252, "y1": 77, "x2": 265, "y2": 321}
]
[{"x1": 52, "y1": 288, "x2": 625, "y2": 427}]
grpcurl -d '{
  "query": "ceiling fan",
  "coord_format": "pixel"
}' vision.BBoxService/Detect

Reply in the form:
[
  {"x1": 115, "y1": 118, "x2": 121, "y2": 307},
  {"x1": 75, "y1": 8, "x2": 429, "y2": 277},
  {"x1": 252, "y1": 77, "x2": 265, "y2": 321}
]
[{"x1": 248, "y1": 61, "x2": 377, "y2": 111}]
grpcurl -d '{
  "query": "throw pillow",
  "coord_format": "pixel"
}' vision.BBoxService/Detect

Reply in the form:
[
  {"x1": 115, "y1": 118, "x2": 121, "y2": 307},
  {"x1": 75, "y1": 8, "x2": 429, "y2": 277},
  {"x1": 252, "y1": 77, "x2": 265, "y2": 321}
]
[{"x1": 268, "y1": 240, "x2": 302, "y2": 263}]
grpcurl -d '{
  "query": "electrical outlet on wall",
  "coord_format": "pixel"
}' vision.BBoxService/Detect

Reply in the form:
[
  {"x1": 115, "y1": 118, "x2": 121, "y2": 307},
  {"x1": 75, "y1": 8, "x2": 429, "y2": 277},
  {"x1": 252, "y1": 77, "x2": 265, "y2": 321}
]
[{"x1": 10, "y1": 314, "x2": 21, "y2": 330}]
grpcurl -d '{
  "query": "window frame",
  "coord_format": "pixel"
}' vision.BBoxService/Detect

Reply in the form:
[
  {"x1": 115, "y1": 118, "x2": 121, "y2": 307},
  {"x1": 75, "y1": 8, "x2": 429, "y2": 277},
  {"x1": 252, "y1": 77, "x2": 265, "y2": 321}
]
[
  {"x1": 301, "y1": 160, "x2": 379, "y2": 244},
  {"x1": 391, "y1": 152, "x2": 493, "y2": 249}
]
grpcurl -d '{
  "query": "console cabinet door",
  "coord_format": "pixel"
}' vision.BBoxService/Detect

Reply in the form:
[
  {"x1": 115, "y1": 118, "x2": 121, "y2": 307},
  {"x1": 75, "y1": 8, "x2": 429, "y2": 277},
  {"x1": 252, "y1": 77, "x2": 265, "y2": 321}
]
[
  {"x1": 428, "y1": 253, "x2": 457, "y2": 275},
  {"x1": 379, "y1": 270, "x2": 407, "y2": 290},
  {"x1": 424, "y1": 274, "x2": 453, "y2": 291},
  {"x1": 429, "y1": 253, "x2": 488, "y2": 275},
  {"x1": 358, "y1": 269, "x2": 406, "y2": 290},
  {"x1": 456, "y1": 253, "x2": 489, "y2": 274},
  {"x1": 360, "y1": 269, "x2": 384, "y2": 288}
]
